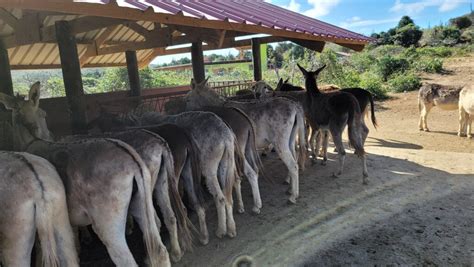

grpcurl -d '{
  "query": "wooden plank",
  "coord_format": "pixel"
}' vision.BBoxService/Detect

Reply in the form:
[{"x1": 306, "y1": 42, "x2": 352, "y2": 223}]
[
  {"x1": 251, "y1": 38, "x2": 262, "y2": 81},
  {"x1": 290, "y1": 38, "x2": 325, "y2": 52},
  {"x1": 0, "y1": 8, "x2": 18, "y2": 29},
  {"x1": 138, "y1": 47, "x2": 164, "y2": 69},
  {"x1": 0, "y1": 1, "x2": 368, "y2": 46},
  {"x1": 0, "y1": 39, "x2": 13, "y2": 96},
  {"x1": 80, "y1": 25, "x2": 120, "y2": 66},
  {"x1": 125, "y1": 50, "x2": 141, "y2": 97},
  {"x1": 55, "y1": 20, "x2": 87, "y2": 134},
  {"x1": 191, "y1": 42, "x2": 205, "y2": 84}
]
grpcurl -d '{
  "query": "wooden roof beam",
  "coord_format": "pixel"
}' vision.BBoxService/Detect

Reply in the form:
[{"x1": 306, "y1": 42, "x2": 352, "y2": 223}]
[
  {"x1": 79, "y1": 24, "x2": 120, "y2": 67},
  {"x1": 0, "y1": 8, "x2": 19, "y2": 29}
]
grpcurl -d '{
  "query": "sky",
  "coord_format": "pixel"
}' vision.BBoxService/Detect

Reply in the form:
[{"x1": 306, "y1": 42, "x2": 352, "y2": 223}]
[{"x1": 152, "y1": 0, "x2": 472, "y2": 65}]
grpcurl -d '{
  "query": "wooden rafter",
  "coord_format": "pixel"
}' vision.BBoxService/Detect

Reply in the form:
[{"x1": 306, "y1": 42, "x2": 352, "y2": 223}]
[
  {"x1": 0, "y1": 8, "x2": 18, "y2": 29},
  {"x1": 79, "y1": 24, "x2": 120, "y2": 67}
]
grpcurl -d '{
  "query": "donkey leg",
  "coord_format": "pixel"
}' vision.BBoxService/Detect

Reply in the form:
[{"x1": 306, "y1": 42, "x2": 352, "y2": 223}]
[
  {"x1": 312, "y1": 130, "x2": 321, "y2": 165},
  {"x1": 204, "y1": 172, "x2": 227, "y2": 238},
  {"x1": 275, "y1": 144, "x2": 299, "y2": 204},
  {"x1": 154, "y1": 177, "x2": 182, "y2": 262},
  {"x1": 233, "y1": 176, "x2": 245, "y2": 213},
  {"x1": 181, "y1": 163, "x2": 209, "y2": 245},
  {"x1": 458, "y1": 108, "x2": 467, "y2": 137},
  {"x1": 467, "y1": 115, "x2": 472, "y2": 138},
  {"x1": 330, "y1": 131, "x2": 346, "y2": 177},
  {"x1": 421, "y1": 104, "x2": 433, "y2": 131},
  {"x1": 0, "y1": 205, "x2": 35, "y2": 267},
  {"x1": 321, "y1": 131, "x2": 329, "y2": 165},
  {"x1": 244, "y1": 160, "x2": 262, "y2": 214}
]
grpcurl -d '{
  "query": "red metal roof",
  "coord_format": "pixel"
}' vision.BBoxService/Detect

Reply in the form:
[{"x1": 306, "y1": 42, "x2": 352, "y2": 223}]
[{"x1": 91, "y1": 0, "x2": 370, "y2": 43}]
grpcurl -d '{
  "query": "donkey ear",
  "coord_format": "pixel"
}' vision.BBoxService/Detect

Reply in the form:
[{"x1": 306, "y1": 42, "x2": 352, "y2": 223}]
[
  {"x1": 314, "y1": 64, "x2": 327, "y2": 76},
  {"x1": 0, "y1": 93, "x2": 19, "y2": 110},
  {"x1": 190, "y1": 78, "x2": 196, "y2": 90},
  {"x1": 284, "y1": 78, "x2": 290, "y2": 83},
  {"x1": 297, "y1": 63, "x2": 308, "y2": 76},
  {"x1": 29, "y1": 82, "x2": 41, "y2": 109},
  {"x1": 276, "y1": 78, "x2": 283, "y2": 89},
  {"x1": 199, "y1": 76, "x2": 210, "y2": 87}
]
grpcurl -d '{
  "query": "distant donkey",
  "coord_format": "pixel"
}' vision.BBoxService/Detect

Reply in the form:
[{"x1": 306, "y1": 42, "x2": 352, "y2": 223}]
[
  {"x1": 458, "y1": 85, "x2": 474, "y2": 138},
  {"x1": 418, "y1": 83, "x2": 464, "y2": 132}
]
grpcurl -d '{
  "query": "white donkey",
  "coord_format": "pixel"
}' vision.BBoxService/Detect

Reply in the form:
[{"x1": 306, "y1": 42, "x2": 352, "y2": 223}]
[
  {"x1": 0, "y1": 151, "x2": 79, "y2": 267},
  {"x1": 186, "y1": 78, "x2": 306, "y2": 204},
  {"x1": 0, "y1": 83, "x2": 170, "y2": 267},
  {"x1": 458, "y1": 85, "x2": 474, "y2": 138}
]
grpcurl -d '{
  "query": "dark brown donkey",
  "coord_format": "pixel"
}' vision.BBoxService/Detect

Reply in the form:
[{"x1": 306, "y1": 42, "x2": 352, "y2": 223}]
[{"x1": 297, "y1": 64, "x2": 369, "y2": 184}]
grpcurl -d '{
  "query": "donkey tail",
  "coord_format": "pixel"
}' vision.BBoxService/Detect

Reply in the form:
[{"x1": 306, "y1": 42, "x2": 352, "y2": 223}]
[
  {"x1": 35, "y1": 163, "x2": 79, "y2": 267},
  {"x1": 293, "y1": 106, "x2": 307, "y2": 171},
  {"x1": 107, "y1": 138, "x2": 169, "y2": 267},
  {"x1": 347, "y1": 100, "x2": 365, "y2": 157},
  {"x1": 367, "y1": 92, "x2": 378, "y2": 129},
  {"x1": 180, "y1": 126, "x2": 205, "y2": 205},
  {"x1": 162, "y1": 148, "x2": 195, "y2": 252}
]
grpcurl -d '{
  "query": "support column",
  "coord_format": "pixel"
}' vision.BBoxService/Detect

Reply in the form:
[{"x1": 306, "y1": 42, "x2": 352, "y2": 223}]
[
  {"x1": 251, "y1": 38, "x2": 262, "y2": 81},
  {"x1": 191, "y1": 41, "x2": 205, "y2": 84},
  {"x1": 0, "y1": 39, "x2": 13, "y2": 96},
  {"x1": 0, "y1": 39, "x2": 13, "y2": 150},
  {"x1": 126, "y1": 50, "x2": 141, "y2": 96},
  {"x1": 55, "y1": 20, "x2": 88, "y2": 134}
]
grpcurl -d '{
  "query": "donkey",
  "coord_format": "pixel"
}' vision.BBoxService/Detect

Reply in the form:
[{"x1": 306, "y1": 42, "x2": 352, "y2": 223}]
[
  {"x1": 274, "y1": 79, "x2": 376, "y2": 164},
  {"x1": 0, "y1": 83, "x2": 170, "y2": 267},
  {"x1": 88, "y1": 116, "x2": 209, "y2": 245},
  {"x1": 164, "y1": 94, "x2": 265, "y2": 215},
  {"x1": 458, "y1": 85, "x2": 474, "y2": 138},
  {"x1": 62, "y1": 129, "x2": 192, "y2": 262},
  {"x1": 98, "y1": 111, "x2": 241, "y2": 239},
  {"x1": 0, "y1": 151, "x2": 79, "y2": 267},
  {"x1": 418, "y1": 83, "x2": 464, "y2": 132},
  {"x1": 297, "y1": 64, "x2": 368, "y2": 184},
  {"x1": 185, "y1": 78, "x2": 306, "y2": 204}
]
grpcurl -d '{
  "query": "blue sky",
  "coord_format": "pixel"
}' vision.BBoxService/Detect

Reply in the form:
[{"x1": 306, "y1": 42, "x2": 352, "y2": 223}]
[{"x1": 153, "y1": 0, "x2": 472, "y2": 64}]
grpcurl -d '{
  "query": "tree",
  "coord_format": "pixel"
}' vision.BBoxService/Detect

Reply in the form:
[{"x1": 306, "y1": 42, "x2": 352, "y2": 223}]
[
  {"x1": 394, "y1": 24, "x2": 423, "y2": 47},
  {"x1": 398, "y1": 16, "x2": 414, "y2": 28},
  {"x1": 450, "y1": 16, "x2": 472, "y2": 29}
]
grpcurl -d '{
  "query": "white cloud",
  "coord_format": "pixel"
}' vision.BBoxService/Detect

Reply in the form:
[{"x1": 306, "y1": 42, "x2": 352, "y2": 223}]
[
  {"x1": 340, "y1": 17, "x2": 401, "y2": 29},
  {"x1": 390, "y1": 0, "x2": 469, "y2": 14},
  {"x1": 283, "y1": 0, "x2": 301, "y2": 12},
  {"x1": 302, "y1": 0, "x2": 341, "y2": 18}
]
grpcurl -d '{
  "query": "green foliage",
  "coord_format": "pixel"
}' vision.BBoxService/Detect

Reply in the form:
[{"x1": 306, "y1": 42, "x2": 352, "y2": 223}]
[
  {"x1": 394, "y1": 23, "x2": 423, "y2": 47},
  {"x1": 359, "y1": 72, "x2": 387, "y2": 99},
  {"x1": 44, "y1": 76, "x2": 65, "y2": 97},
  {"x1": 450, "y1": 16, "x2": 472, "y2": 29},
  {"x1": 376, "y1": 55, "x2": 409, "y2": 81},
  {"x1": 398, "y1": 16, "x2": 415, "y2": 28},
  {"x1": 413, "y1": 57, "x2": 444, "y2": 73},
  {"x1": 388, "y1": 72, "x2": 421, "y2": 92}
]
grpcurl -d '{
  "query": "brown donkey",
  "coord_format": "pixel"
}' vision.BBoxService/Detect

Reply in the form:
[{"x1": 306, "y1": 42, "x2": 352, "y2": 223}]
[{"x1": 297, "y1": 64, "x2": 368, "y2": 184}]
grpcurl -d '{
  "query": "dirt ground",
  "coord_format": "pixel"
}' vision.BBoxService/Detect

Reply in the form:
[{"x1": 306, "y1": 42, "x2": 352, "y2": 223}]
[{"x1": 80, "y1": 56, "x2": 473, "y2": 266}]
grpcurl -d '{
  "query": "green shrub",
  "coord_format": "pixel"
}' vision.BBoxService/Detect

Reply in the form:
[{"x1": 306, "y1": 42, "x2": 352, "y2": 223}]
[
  {"x1": 359, "y1": 72, "x2": 387, "y2": 99},
  {"x1": 388, "y1": 72, "x2": 421, "y2": 92},
  {"x1": 450, "y1": 16, "x2": 472, "y2": 29},
  {"x1": 394, "y1": 24, "x2": 423, "y2": 47},
  {"x1": 413, "y1": 57, "x2": 443, "y2": 73},
  {"x1": 416, "y1": 46, "x2": 453, "y2": 57},
  {"x1": 376, "y1": 55, "x2": 409, "y2": 81}
]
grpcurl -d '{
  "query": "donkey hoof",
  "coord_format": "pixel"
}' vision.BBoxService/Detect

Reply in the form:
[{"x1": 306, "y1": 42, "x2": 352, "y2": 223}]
[
  {"x1": 468, "y1": 135, "x2": 472, "y2": 139},
  {"x1": 170, "y1": 249, "x2": 184, "y2": 263},
  {"x1": 283, "y1": 179, "x2": 290, "y2": 185},
  {"x1": 252, "y1": 207, "x2": 261, "y2": 214},
  {"x1": 286, "y1": 189, "x2": 292, "y2": 195},
  {"x1": 216, "y1": 229, "x2": 226, "y2": 239},
  {"x1": 237, "y1": 207, "x2": 245, "y2": 214},
  {"x1": 424, "y1": 128, "x2": 430, "y2": 132},
  {"x1": 321, "y1": 160, "x2": 327, "y2": 166},
  {"x1": 287, "y1": 197, "x2": 297, "y2": 204},
  {"x1": 199, "y1": 234, "x2": 209, "y2": 245},
  {"x1": 332, "y1": 172, "x2": 341, "y2": 178},
  {"x1": 227, "y1": 228, "x2": 237, "y2": 238}
]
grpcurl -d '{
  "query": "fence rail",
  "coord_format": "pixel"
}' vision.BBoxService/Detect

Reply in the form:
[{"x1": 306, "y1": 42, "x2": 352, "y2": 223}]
[{"x1": 97, "y1": 80, "x2": 255, "y2": 115}]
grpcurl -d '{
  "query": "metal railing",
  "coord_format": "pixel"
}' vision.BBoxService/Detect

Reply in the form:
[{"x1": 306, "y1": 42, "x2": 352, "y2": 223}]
[{"x1": 97, "y1": 80, "x2": 255, "y2": 115}]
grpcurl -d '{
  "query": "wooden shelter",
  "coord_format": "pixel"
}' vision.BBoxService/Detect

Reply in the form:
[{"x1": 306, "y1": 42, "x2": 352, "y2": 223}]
[{"x1": 0, "y1": 0, "x2": 371, "y2": 139}]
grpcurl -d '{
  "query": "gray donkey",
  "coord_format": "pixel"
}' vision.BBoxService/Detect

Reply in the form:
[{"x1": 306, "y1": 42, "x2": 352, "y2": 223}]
[
  {"x1": 418, "y1": 83, "x2": 463, "y2": 132},
  {"x1": 106, "y1": 111, "x2": 241, "y2": 239},
  {"x1": 0, "y1": 151, "x2": 79, "y2": 267},
  {"x1": 0, "y1": 83, "x2": 170, "y2": 267},
  {"x1": 62, "y1": 129, "x2": 192, "y2": 262},
  {"x1": 185, "y1": 78, "x2": 306, "y2": 204},
  {"x1": 297, "y1": 64, "x2": 368, "y2": 184}
]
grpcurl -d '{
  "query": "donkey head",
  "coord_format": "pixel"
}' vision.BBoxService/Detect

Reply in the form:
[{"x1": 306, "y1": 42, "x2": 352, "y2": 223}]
[
  {"x1": 251, "y1": 80, "x2": 274, "y2": 97},
  {"x1": 0, "y1": 82, "x2": 54, "y2": 147},
  {"x1": 297, "y1": 63, "x2": 326, "y2": 92},
  {"x1": 185, "y1": 77, "x2": 225, "y2": 110}
]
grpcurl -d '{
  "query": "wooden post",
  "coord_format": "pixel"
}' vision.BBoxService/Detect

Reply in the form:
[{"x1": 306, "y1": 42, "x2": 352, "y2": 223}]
[
  {"x1": 126, "y1": 50, "x2": 141, "y2": 96},
  {"x1": 252, "y1": 38, "x2": 262, "y2": 81},
  {"x1": 0, "y1": 39, "x2": 13, "y2": 150},
  {"x1": 0, "y1": 39, "x2": 13, "y2": 96},
  {"x1": 55, "y1": 20, "x2": 88, "y2": 134},
  {"x1": 191, "y1": 41, "x2": 205, "y2": 84}
]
